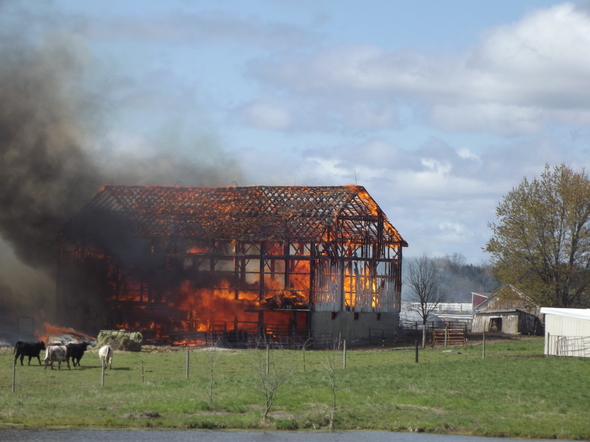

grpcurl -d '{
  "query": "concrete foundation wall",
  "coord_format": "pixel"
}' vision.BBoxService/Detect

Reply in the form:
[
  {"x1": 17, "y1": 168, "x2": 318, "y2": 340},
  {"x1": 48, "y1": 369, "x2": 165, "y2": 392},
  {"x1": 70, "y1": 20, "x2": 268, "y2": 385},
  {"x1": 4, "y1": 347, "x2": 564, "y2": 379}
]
[{"x1": 311, "y1": 311, "x2": 398, "y2": 344}]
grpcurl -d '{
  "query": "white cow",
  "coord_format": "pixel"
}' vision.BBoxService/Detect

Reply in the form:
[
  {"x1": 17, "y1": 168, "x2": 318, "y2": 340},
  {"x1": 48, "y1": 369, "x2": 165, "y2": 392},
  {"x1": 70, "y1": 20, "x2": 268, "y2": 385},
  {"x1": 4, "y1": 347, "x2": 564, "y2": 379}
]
[
  {"x1": 98, "y1": 345, "x2": 113, "y2": 370},
  {"x1": 44, "y1": 345, "x2": 70, "y2": 370}
]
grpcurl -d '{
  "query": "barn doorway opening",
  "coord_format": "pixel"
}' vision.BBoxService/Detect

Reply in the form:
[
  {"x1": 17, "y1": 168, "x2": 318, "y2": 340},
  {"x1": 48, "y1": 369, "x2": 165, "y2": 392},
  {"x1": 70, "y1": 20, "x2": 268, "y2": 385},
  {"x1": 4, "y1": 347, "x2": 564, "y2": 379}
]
[{"x1": 489, "y1": 317, "x2": 502, "y2": 332}]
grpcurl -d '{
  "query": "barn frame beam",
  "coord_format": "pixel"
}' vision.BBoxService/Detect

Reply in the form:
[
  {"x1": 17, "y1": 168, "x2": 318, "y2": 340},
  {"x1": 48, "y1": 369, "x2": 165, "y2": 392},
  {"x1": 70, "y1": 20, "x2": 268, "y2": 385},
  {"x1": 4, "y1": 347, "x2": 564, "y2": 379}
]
[{"x1": 56, "y1": 185, "x2": 407, "y2": 344}]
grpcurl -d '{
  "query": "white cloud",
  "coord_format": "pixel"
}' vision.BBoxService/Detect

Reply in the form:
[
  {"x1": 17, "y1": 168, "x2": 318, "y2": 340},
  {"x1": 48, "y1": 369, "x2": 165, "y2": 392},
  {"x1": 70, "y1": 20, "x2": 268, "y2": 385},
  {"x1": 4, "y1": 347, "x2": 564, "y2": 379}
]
[
  {"x1": 248, "y1": 3, "x2": 590, "y2": 135},
  {"x1": 456, "y1": 148, "x2": 480, "y2": 162},
  {"x1": 430, "y1": 103, "x2": 546, "y2": 135},
  {"x1": 255, "y1": 45, "x2": 447, "y2": 96},
  {"x1": 242, "y1": 101, "x2": 294, "y2": 130},
  {"x1": 462, "y1": 3, "x2": 590, "y2": 105},
  {"x1": 420, "y1": 158, "x2": 452, "y2": 175},
  {"x1": 346, "y1": 102, "x2": 399, "y2": 130},
  {"x1": 439, "y1": 221, "x2": 467, "y2": 237},
  {"x1": 87, "y1": 10, "x2": 318, "y2": 48}
]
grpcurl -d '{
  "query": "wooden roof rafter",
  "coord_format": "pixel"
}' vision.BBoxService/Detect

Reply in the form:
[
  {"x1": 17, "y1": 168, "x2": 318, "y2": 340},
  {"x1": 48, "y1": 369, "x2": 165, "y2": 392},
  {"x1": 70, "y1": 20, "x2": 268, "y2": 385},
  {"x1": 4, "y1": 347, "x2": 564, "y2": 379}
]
[{"x1": 60, "y1": 185, "x2": 408, "y2": 248}]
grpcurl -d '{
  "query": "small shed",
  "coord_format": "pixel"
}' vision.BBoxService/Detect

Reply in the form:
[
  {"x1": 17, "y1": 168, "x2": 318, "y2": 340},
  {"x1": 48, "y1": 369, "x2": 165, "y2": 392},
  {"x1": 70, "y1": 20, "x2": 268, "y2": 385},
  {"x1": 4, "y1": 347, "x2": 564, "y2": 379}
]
[
  {"x1": 540, "y1": 308, "x2": 590, "y2": 357},
  {"x1": 471, "y1": 285, "x2": 543, "y2": 335}
]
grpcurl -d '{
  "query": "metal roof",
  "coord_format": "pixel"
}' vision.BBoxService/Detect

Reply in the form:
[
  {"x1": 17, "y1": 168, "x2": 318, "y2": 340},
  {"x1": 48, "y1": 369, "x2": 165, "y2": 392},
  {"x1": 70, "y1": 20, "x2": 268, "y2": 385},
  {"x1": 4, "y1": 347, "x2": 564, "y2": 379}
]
[
  {"x1": 540, "y1": 308, "x2": 590, "y2": 320},
  {"x1": 62, "y1": 185, "x2": 407, "y2": 245}
]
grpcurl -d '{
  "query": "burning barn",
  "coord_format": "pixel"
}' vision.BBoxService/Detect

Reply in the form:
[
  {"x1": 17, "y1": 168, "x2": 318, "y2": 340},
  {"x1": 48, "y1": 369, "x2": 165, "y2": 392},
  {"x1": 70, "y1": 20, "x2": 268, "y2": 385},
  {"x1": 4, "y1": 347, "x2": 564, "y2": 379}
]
[{"x1": 56, "y1": 185, "x2": 407, "y2": 346}]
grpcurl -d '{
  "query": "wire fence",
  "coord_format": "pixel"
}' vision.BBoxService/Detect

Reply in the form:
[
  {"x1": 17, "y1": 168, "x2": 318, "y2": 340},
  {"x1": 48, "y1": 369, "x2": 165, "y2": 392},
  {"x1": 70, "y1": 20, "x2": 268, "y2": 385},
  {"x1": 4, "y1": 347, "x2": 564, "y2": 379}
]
[{"x1": 550, "y1": 335, "x2": 590, "y2": 357}]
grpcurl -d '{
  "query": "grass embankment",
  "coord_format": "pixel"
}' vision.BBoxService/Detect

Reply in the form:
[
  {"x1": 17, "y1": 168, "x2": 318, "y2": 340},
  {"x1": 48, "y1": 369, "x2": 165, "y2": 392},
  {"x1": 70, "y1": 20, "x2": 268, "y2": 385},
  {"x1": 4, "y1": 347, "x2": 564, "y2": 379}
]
[{"x1": 1, "y1": 337, "x2": 589, "y2": 439}]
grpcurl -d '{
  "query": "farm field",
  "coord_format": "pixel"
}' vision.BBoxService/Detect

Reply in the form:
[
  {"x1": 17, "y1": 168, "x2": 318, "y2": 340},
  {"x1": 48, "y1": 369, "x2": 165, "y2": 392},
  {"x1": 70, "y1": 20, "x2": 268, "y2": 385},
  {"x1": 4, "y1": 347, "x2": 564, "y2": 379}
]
[{"x1": 1, "y1": 336, "x2": 589, "y2": 440}]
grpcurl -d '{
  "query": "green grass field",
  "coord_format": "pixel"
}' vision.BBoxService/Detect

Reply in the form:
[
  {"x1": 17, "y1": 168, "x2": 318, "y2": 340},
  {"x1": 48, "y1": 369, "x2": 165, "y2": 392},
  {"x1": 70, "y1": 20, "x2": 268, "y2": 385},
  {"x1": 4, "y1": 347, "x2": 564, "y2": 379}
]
[{"x1": 1, "y1": 337, "x2": 589, "y2": 440}]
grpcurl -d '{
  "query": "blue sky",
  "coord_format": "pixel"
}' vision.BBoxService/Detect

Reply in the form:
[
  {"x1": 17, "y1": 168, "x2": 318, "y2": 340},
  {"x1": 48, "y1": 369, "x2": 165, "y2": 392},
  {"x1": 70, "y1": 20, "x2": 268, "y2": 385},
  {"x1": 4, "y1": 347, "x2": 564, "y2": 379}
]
[{"x1": 3, "y1": 0, "x2": 590, "y2": 270}]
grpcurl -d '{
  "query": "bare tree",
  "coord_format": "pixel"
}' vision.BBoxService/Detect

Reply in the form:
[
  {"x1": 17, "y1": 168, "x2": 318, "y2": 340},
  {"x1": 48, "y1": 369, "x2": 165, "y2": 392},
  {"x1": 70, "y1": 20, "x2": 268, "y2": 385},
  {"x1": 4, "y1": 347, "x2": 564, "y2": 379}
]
[
  {"x1": 322, "y1": 347, "x2": 341, "y2": 430},
  {"x1": 205, "y1": 349, "x2": 221, "y2": 409},
  {"x1": 405, "y1": 255, "x2": 447, "y2": 347},
  {"x1": 255, "y1": 346, "x2": 295, "y2": 422}
]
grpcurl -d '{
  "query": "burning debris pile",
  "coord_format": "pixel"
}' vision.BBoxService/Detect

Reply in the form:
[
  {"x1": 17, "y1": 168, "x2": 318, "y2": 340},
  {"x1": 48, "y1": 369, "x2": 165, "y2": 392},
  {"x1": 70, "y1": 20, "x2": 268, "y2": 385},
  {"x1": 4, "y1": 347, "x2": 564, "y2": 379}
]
[
  {"x1": 262, "y1": 291, "x2": 308, "y2": 310},
  {"x1": 38, "y1": 322, "x2": 96, "y2": 346},
  {"x1": 0, "y1": 317, "x2": 96, "y2": 348},
  {"x1": 56, "y1": 185, "x2": 406, "y2": 346}
]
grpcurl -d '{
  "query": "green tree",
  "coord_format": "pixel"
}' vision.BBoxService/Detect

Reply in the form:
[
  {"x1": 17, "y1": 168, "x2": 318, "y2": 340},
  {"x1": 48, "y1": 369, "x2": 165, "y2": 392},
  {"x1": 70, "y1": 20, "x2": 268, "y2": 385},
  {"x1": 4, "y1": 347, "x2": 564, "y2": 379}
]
[{"x1": 486, "y1": 164, "x2": 590, "y2": 307}]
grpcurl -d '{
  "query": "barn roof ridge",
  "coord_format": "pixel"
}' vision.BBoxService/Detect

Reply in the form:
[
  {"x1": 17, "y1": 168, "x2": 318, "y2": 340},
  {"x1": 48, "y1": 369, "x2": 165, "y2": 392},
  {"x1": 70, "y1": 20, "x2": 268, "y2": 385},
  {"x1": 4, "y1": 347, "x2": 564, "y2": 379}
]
[
  {"x1": 473, "y1": 284, "x2": 539, "y2": 315},
  {"x1": 62, "y1": 184, "x2": 407, "y2": 245}
]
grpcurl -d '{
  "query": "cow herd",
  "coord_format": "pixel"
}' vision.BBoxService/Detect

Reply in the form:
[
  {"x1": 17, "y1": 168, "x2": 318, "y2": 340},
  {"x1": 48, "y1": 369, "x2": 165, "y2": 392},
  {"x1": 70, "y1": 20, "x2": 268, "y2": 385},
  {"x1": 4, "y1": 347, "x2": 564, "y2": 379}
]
[{"x1": 13, "y1": 340, "x2": 114, "y2": 371}]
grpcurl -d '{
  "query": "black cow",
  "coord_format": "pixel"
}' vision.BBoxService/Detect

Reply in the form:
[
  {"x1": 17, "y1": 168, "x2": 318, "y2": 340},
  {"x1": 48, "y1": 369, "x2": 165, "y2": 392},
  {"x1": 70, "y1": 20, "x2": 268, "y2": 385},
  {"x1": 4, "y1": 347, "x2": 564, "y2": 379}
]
[
  {"x1": 66, "y1": 342, "x2": 90, "y2": 367},
  {"x1": 13, "y1": 341, "x2": 46, "y2": 366}
]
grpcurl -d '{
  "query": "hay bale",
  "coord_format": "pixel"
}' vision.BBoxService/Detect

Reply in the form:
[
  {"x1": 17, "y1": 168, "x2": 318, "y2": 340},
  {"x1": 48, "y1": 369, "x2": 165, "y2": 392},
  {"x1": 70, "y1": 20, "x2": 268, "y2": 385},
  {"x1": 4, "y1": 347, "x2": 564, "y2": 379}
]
[{"x1": 97, "y1": 330, "x2": 143, "y2": 352}]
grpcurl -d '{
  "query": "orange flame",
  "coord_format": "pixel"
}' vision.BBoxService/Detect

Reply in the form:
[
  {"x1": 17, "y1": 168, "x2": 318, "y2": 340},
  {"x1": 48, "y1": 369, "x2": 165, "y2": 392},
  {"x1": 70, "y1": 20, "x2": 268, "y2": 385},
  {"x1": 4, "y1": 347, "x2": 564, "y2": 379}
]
[{"x1": 37, "y1": 322, "x2": 96, "y2": 343}]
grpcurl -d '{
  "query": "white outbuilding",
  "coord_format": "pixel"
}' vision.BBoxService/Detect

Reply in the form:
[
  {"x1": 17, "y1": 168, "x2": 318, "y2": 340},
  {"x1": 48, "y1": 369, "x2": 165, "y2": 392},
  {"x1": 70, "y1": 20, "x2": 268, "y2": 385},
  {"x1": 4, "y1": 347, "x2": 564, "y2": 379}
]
[{"x1": 540, "y1": 307, "x2": 590, "y2": 357}]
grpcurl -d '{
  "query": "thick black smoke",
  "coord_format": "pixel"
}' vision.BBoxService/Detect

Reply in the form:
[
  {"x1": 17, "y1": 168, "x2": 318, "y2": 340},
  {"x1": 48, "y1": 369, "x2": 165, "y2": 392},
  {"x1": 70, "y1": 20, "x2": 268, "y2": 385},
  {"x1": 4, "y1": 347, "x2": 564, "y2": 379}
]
[
  {"x1": 0, "y1": 32, "x2": 242, "y2": 319},
  {"x1": 0, "y1": 34, "x2": 103, "y2": 272}
]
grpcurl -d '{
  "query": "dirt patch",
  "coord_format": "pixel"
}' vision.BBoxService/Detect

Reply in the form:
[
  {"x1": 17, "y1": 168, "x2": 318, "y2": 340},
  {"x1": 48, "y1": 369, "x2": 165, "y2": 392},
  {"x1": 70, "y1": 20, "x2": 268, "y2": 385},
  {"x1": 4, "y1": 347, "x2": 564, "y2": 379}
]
[
  {"x1": 119, "y1": 411, "x2": 161, "y2": 419},
  {"x1": 139, "y1": 345, "x2": 236, "y2": 354},
  {"x1": 267, "y1": 410, "x2": 298, "y2": 420}
]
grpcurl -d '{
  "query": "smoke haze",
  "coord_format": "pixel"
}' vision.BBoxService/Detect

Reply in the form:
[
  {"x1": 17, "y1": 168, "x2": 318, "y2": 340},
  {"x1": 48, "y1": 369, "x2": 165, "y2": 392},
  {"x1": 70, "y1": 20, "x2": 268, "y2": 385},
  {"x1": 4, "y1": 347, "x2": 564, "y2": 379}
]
[{"x1": 0, "y1": 28, "x2": 243, "y2": 320}]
